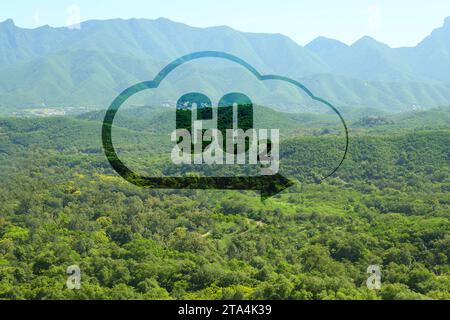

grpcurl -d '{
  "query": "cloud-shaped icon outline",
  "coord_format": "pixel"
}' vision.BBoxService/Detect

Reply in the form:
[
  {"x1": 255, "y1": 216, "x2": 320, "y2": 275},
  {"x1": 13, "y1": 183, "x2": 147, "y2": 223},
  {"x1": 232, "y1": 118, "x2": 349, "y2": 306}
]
[{"x1": 102, "y1": 51, "x2": 349, "y2": 196}]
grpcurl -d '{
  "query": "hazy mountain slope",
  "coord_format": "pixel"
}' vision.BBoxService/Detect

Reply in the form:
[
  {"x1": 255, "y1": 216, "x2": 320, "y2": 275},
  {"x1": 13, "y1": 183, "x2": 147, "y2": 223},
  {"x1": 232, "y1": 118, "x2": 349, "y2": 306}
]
[
  {"x1": 1, "y1": 17, "x2": 450, "y2": 112},
  {"x1": 0, "y1": 18, "x2": 328, "y2": 76},
  {"x1": 301, "y1": 74, "x2": 450, "y2": 111},
  {"x1": 307, "y1": 18, "x2": 450, "y2": 84},
  {"x1": 0, "y1": 49, "x2": 164, "y2": 108},
  {"x1": 406, "y1": 17, "x2": 450, "y2": 83}
]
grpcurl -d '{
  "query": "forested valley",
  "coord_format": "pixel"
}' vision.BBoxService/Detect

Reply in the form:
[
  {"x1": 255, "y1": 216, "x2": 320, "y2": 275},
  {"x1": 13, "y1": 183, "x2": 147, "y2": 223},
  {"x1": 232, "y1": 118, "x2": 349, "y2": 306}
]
[{"x1": 0, "y1": 107, "x2": 448, "y2": 300}]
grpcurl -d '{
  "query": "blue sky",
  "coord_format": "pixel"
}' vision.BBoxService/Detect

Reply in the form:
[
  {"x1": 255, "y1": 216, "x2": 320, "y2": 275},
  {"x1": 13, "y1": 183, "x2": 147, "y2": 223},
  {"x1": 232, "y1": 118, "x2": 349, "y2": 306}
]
[{"x1": 1, "y1": 0, "x2": 450, "y2": 47}]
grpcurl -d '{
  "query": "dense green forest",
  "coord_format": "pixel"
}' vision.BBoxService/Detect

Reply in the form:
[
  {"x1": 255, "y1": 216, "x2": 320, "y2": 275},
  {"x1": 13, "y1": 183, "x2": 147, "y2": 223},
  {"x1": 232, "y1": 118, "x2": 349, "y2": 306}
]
[{"x1": 0, "y1": 107, "x2": 448, "y2": 300}]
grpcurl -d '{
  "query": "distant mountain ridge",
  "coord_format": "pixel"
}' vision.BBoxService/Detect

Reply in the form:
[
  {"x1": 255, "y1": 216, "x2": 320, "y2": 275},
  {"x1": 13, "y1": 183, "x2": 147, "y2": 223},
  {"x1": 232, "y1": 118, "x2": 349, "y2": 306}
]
[{"x1": 1, "y1": 17, "x2": 450, "y2": 113}]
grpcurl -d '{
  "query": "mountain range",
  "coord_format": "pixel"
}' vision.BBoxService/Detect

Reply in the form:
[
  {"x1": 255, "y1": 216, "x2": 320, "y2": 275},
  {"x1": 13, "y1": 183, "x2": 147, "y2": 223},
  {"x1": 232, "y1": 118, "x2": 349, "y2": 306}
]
[{"x1": 1, "y1": 17, "x2": 450, "y2": 113}]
